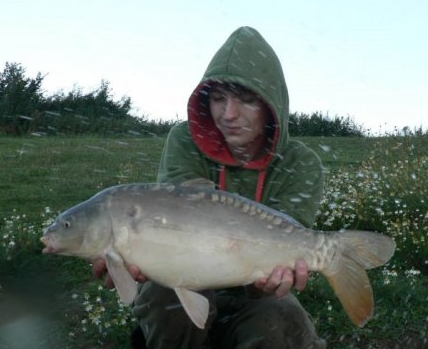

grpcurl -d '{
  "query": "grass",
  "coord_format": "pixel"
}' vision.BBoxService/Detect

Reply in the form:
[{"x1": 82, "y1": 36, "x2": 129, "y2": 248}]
[
  {"x1": 0, "y1": 134, "x2": 427, "y2": 348},
  {"x1": 0, "y1": 136, "x2": 164, "y2": 218}
]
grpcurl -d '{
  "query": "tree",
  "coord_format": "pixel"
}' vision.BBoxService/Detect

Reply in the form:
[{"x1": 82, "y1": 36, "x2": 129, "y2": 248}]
[
  {"x1": 288, "y1": 112, "x2": 364, "y2": 137},
  {"x1": 0, "y1": 62, "x2": 45, "y2": 116},
  {"x1": 44, "y1": 79, "x2": 132, "y2": 120},
  {"x1": 0, "y1": 62, "x2": 46, "y2": 134}
]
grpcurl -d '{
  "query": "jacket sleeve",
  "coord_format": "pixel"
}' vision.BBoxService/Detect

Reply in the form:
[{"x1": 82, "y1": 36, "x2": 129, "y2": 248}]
[
  {"x1": 156, "y1": 122, "x2": 216, "y2": 184},
  {"x1": 263, "y1": 141, "x2": 325, "y2": 228}
]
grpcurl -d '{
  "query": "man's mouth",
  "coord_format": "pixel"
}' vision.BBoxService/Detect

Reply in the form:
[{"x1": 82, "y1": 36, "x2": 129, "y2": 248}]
[{"x1": 222, "y1": 125, "x2": 242, "y2": 135}]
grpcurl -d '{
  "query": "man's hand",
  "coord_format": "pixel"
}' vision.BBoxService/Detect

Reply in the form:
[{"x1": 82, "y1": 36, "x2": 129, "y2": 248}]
[
  {"x1": 253, "y1": 259, "x2": 309, "y2": 298},
  {"x1": 91, "y1": 259, "x2": 147, "y2": 288}
]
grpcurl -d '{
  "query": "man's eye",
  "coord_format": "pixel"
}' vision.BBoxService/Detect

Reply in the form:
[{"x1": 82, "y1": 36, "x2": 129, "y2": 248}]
[
  {"x1": 210, "y1": 92, "x2": 226, "y2": 102},
  {"x1": 239, "y1": 93, "x2": 257, "y2": 104}
]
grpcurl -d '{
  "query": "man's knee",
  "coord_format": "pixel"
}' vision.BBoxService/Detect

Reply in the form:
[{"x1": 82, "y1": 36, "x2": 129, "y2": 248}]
[{"x1": 217, "y1": 294, "x2": 325, "y2": 349}]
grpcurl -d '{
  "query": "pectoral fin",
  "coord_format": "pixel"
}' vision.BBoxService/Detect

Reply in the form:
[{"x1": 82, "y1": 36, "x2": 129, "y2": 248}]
[
  {"x1": 174, "y1": 287, "x2": 209, "y2": 329},
  {"x1": 105, "y1": 249, "x2": 138, "y2": 305}
]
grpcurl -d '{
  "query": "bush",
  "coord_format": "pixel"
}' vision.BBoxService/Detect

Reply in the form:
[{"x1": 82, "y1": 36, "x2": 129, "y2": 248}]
[
  {"x1": 289, "y1": 112, "x2": 364, "y2": 137},
  {"x1": 0, "y1": 62, "x2": 45, "y2": 134},
  {"x1": 42, "y1": 80, "x2": 132, "y2": 121},
  {"x1": 0, "y1": 62, "x2": 177, "y2": 136},
  {"x1": 315, "y1": 133, "x2": 428, "y2": 272}
]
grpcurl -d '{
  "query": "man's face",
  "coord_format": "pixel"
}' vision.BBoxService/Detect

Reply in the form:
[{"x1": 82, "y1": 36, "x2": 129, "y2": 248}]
[{"x1": 209, "y1": 84, "x2": 271, "y2": 149}]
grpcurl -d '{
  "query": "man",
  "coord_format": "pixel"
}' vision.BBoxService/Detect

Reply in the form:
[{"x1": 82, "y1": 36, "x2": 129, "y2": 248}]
[{"x1": 94, "y1": 26, "x2": 326, "y2": 348}]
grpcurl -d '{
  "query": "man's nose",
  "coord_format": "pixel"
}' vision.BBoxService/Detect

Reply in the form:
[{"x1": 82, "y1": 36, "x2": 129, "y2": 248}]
[{"x1": 222, "y1": 97, "x2": 240, "y2": 120}]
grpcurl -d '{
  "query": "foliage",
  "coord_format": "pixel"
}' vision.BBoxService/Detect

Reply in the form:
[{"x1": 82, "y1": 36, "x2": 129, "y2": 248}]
[
  {"x1": 0, "y1": 62, "x2": 176, "y2": 136},
  {"x1": 0, "y1": 209, "x2": 47, "y2": 261},
  {"x1": 289, "y1": 112, "x2": 365, "y2": 137},
  {"x1": 43, "y1": 80, "x2": 132, "y2": 119},
  {"x1": 299, "y1": 267, "x2": 427, "y2": 348},
  {"x1": 65, "y1": 283, "x2": 137, "y2": 348},
  {"x1": 315, "y1": 133, "x2": 428, "y2": 272},
  {"x1": 0, "y1": 62, "x2": 45, "y2": 134}
]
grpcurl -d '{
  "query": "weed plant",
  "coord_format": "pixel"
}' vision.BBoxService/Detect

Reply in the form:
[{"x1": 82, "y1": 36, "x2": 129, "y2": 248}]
[{"x1": 315, "y1": 134, "x2": 428, "y2": 272}]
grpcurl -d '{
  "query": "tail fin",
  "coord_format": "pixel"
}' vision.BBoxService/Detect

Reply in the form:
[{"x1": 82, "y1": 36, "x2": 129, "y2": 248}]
[{"x1": 323, "y1": 231, "x2": 396, "y2": 327}]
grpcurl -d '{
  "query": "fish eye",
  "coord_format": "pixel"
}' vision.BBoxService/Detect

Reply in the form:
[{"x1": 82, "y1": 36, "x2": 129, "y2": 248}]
[{"x1": 63, "y1": 221, "x2": 71, "y2": 229}]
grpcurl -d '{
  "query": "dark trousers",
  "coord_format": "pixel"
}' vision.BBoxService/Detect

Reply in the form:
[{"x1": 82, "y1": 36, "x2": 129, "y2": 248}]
[{"x1": 132, "y1": 282, "x2": 326, "y2": 349}]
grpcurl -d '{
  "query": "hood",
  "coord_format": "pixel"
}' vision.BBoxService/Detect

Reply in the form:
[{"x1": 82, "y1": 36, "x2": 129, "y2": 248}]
[{"x1": 188, "y1": 26, "x2": 289, "y2": 169}]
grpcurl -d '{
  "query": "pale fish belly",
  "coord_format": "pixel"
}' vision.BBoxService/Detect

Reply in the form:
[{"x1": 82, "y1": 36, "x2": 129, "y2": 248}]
[{"x1": 113, "y1": 219, "x2": 322, "y2": 291}]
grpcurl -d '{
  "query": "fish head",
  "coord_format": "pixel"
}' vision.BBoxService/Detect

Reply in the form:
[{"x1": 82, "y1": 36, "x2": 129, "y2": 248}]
[{"x1": 40, "y1": 198, "x2": 112, "y2": 259}]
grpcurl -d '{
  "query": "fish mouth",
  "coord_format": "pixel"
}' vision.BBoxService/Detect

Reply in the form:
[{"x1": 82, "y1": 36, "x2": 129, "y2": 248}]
[{"x1": 40, "y1": 235, "x2": 61, "y2": 254}]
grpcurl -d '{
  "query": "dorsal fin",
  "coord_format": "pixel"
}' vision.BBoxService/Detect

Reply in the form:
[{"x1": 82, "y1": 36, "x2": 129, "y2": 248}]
[{"x1": 180, "y1": 178, "x2": 216, "y2": 189}]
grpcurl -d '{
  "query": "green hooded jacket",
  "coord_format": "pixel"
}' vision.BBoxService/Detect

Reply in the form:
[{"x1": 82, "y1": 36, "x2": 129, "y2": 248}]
[{"x1": 157, "y1": 26, "x2": 324, "y2": 228}]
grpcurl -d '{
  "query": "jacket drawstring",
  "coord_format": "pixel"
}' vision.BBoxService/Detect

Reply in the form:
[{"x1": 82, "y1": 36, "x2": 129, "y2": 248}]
[
  {"x1": 218, "y1": 165, "x2": 266, "y2": 203},
  {"x1": 254, "y1": 169, "x2": 266, "y2": 202},
  {"x1": 218, "y1": 165, "x2": 227, "y2": 191}
]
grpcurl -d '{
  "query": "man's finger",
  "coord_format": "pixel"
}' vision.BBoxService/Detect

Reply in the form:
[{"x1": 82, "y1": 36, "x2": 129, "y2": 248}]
[
  {"x1": 275, "y1": 268, "x2": 293, "y2": 298},
  {"x1": 263, "y1": 266, "x2": 284, "y2": 293},
  {"x1": 104, "y1": 273, "x2": 115, "y2": 289},
  {"x1": 92, "y1": 259, "x2": 107, "y2": 279},
  {"x1": 294, "y1": 259, "x2": 309, "y2": 291},
  {"x1": 128, "y1": 265, "x2": 147, "y2": 283},
  {"x1": 253, "y1": 277, "x2": 267, "y2": 289}
]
